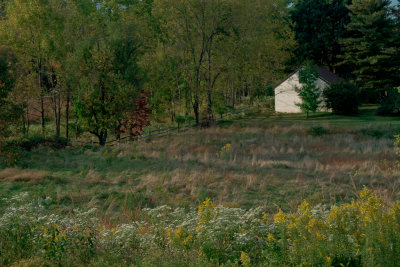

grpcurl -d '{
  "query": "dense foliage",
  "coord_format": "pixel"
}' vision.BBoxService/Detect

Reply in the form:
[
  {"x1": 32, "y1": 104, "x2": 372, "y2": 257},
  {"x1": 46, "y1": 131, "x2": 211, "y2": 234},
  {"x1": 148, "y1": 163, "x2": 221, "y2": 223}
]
[
  {"x1": 72, "y1": 10, "x2": 142, "y2": 145},
  {"x1": 0, "y1": 0, "x2": 295, "y2": 144},
  {"x1": 291, "y1": 0, "x2": 351, "y2": 72},
  {"x1": 0, "y1": 47, "x2": 15, "y2": 140},
  {"x1": 378, "y1": 88, "x2": 400, "y2": 116},
  {"x1": 0, "y1": 46, "x2": 22, "y2": 164},
  {"x1": 339, "y1": 0, "x2": 400, "y2": 101},
  {"x1": 291, "y1": 0, "x2": 400, "y2": 103},
  {"x1": 1, "y1": 189, "x2": 400, "y2": 266},
  {"x1": 296, "y1": 63, "x2": 321, "y2": 118},
  {"x1": 323, "y1": 81, "x2": 360, "y2": 115}
]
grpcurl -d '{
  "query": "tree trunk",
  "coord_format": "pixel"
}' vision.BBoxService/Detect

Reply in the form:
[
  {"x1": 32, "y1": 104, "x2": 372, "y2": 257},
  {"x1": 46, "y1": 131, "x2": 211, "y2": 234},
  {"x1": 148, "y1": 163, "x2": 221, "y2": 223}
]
[
  {"x1": 53, "y1": 91, "x2": 61, "y2": 137},
  {"x1": 115, "y1": 122, "x2": 122, "y2": 143},
  {"x1": 98, "y1": 131, "x2": 107, "y2": 146},
  {"x1": 193, "y1": 95, "x2": 199, "y2": 125},
  {"x1": 26, "y1": 106, "x2": 30, "y2": 134},
  {"x1": 207, "y1": 88, "x2": 213, "y2": 120},
  {"x1": 231, "y1": 83, "x2": 235, "y2": 108},
  {"x1": 57, "y1": 98, "x2": 61, "y2": 137},
  {"x1": 22, "y1": 111, "x2": 26, "y2": 135},
  {"x1": 129, "y1": 127, "x2": 134, "y2": 141},
  {"x1": 38, "y1": 57, "x2": 45, "y2": 136},
  {"x1": 40, "y1": 94, "x2": 45, "y2": 136},
  {"x1": 65, "y1": 86, "x2": 70, "y2": 140}
]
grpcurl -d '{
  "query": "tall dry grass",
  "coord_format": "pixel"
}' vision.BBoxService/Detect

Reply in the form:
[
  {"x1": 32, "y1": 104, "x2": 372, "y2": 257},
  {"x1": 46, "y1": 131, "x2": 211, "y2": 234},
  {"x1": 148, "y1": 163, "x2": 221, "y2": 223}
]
[{"x1": 2, "y1": 121, "x2": 399, "y2": 217}]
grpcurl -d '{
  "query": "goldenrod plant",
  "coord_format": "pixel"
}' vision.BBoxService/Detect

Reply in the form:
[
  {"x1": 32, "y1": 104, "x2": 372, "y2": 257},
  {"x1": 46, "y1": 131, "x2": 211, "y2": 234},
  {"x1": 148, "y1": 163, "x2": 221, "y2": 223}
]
[{"x1": 2, "y1": 189, "x2": 400, "y2": 266}]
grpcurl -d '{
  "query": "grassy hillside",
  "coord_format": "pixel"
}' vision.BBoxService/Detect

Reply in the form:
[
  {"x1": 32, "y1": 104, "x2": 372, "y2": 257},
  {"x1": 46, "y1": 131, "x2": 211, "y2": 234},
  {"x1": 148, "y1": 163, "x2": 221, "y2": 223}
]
[{"x1": 1, "y1": 108, "x2": 399, "y2": 221}]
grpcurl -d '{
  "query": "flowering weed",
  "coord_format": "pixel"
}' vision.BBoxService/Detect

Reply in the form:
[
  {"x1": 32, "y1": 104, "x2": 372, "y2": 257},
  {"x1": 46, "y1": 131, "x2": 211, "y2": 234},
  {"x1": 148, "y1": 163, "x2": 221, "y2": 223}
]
[{"x1": 2, "y1": 189, "x2": 400, "y2": 266}]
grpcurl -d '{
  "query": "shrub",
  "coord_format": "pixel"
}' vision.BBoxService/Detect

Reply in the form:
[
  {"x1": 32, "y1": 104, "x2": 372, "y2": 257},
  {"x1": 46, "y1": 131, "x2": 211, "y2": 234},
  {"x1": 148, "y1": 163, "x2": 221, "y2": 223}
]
[
  {"x1": 378, "y1": 88, "x2": 400, "y2": 116},
  {"x1": 175, "y1": 115, "x2": 186, "y2": 126},
  {"x1": 0, "y1": 140, "x2": 22, "y2": 167},
  {"x1": 200, "y1": 117, "x2": 212, "y2": 128},
  {"x1": 18, "y1": 135, "x2": 69, "y2": 151},
  {"x1": 252, "y1": 96, "x2": 274, "y2": 112},
  {"x1": 1, "y1": 135, "x2": 69, "y2": 167},
  {"x1": 323, "y1": 81, "x2": 360, "y2": 115},
  {"x1": 215, "y1": 104, "x2": 233, "y2": 119},
  {"x1": 309, "y1": 126, "x2": 329, "y2": 137},
  {"x1": 354, "y1": 125, "x2": 399, "y2": 139},
  {"x1": 359, "y1": 128, "x2": 385, "y2": 139}
]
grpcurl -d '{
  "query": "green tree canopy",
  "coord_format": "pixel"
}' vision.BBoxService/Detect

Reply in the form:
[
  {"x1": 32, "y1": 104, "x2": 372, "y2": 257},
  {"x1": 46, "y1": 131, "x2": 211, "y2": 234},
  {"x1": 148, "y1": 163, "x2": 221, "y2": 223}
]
[
  {"x1": 291, "y1": 0, "x2": 351, "y2": 72},
  {"x1": 339, "y1": 0, "x2": 400, "y2": 101},
  {"x1": 296, "y1": 62, "x2": 322, "y2": 118},
  {"x1": 73, "y1": 7, "x2": 143, "y2": 145}
]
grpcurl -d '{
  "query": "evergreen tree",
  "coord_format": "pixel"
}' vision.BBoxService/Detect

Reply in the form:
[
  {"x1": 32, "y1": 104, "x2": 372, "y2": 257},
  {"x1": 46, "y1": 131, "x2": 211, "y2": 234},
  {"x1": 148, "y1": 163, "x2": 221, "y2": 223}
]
[
  {"x1": 296, "y1": 62, "x2": 322, "y2": 118},
  {"x1": 291, "y1": 0, "x2": 351, "y2": 71},
  {"x1": 339, "y1": 0, "x2": 400, "y2": 101}
]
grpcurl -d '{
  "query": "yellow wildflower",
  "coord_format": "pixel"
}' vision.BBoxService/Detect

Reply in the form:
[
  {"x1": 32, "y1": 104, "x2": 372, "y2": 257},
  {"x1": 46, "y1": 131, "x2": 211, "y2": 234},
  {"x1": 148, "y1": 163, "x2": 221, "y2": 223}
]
[
  {"x1": 174, "y1": 226, "x2": 183, "y2": 239},
  {"x1": 357, "y1": 190, "x2": 384, "y2": 223},
  {"x1": 328, "y1": 205, "x2": 340, "y2": 221},
  {"x1": 389, "y1": 202, "x2": 400, "y2": 218},
  {"x1": 183, "y1": 235, "x2": 193, "y2": 245},
  {"x1": 315, "y1": 231, "x2": 325, "y2": 240},
  {"x1": 274, "y1": 210, "x2": 287, "y2": 224},
  {"x1": 183, "y1": 235, "x2": 193, "y2": 244},
  {"x1": 240, "y1": 251, "x2": 251, "y2": 266},
  {"x1": 299, "y1": 200, "x2": 311, "y2": 212},
  {"x1": 359, "y1": 187, "x2": 372, "y2": 200},
  {"x1": 166, "y1": 228, "x2": 171, "y2": 238},
  {"x1": 216, "y1": 143, "x2": 231, "y2": 158},
  {"x1": 198, "y1": 198, "x2": 215, "y2": 215},
  {"x1": 267, "y1": 233, "x2": 277, "y2": 242}
]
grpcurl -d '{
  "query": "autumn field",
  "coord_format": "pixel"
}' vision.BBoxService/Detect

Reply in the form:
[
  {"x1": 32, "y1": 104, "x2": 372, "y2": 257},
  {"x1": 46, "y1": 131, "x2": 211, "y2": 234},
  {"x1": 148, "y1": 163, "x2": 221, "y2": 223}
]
[
  {"x1": 2, "y1": 109, "x2": 400, "y2": 266},
  {"x1": 2, "y1": 108, "x2": 400, "y2": 214}
]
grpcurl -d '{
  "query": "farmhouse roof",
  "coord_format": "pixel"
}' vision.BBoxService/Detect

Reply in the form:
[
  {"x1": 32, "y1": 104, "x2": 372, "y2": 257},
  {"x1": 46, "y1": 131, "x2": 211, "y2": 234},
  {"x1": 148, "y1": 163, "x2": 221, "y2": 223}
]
[
  {"x1": 274, "y1": 66, "x2": 342, "y2": 89},
  {"x1": 317, "y1": 66, "x2": 342, "y2": 84}
]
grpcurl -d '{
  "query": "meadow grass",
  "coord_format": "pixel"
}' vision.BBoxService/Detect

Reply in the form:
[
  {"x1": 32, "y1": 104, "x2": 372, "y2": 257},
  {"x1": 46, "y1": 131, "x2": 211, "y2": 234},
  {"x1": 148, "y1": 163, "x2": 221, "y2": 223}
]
[
  {"x1": 1, "y1": 108, "x2": 400, "y2": 220},
  {"x1": 2, "y1": 108, "x2": 400, "y2": 266}
]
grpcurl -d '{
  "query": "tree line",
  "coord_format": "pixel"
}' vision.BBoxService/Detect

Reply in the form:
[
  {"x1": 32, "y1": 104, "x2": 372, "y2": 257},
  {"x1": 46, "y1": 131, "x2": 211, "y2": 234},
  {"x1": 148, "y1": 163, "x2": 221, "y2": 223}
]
[{"x1": 0, "y1": 0, "x2": 400, "y2": 146}]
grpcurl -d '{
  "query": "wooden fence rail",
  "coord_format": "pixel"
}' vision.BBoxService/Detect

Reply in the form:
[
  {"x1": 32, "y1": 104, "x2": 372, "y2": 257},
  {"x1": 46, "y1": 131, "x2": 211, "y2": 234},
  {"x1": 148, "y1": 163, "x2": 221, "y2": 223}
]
[{"x1": 70, "y1": 107, "x2": 248, "y2": 146}]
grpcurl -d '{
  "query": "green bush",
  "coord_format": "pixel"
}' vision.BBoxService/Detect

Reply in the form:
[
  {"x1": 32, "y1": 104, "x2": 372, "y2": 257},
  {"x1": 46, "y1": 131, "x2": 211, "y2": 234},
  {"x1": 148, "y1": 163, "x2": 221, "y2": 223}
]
[
  {"x1": 215, "y1": 104, "x2": 234, "y2": 119},
  {"x1": 309, "y1": 126, "x2": 329, "y2": 137},
  {"x1": 359, "y1": 128, "x2": 385, "y2": 139},
  {"x1": 18, "y1": 135, "x2": 69, "y2": 151},
  {"x1": 355, "y1": 125, "x2": 399, "y2": 139},
  {"x1": 378, "y1": 88, "x2": 400, "y2": 116},
  {"x1": 253, "y1": 96, "x2": 274, "y2": 111},
  {"x1": 0, "y1": 140, "x2": 22, "y2": 166},
  {"x1": 323, "y1": 81, "x2": 360, "y2": 115},
  {"x1": 19, "y1": 135, "x2": 45, "y2": 151},
  {"x1": 175, "y1": 115, "x2": 186, "y2": 125}
]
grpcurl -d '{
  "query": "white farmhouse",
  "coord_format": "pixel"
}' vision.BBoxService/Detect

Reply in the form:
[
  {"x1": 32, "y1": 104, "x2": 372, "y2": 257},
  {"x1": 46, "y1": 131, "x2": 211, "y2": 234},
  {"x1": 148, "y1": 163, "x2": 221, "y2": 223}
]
[{"x1": 274, "y1": 66, "x2": 342, "y2": 113}]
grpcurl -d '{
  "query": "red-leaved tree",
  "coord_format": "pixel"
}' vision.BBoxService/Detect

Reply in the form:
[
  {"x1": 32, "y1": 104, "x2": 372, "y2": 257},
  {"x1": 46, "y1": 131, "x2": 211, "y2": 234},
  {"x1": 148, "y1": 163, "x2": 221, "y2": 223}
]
[{"x1": 121, "y1": 91, "x2": 151, "y2": 141}]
